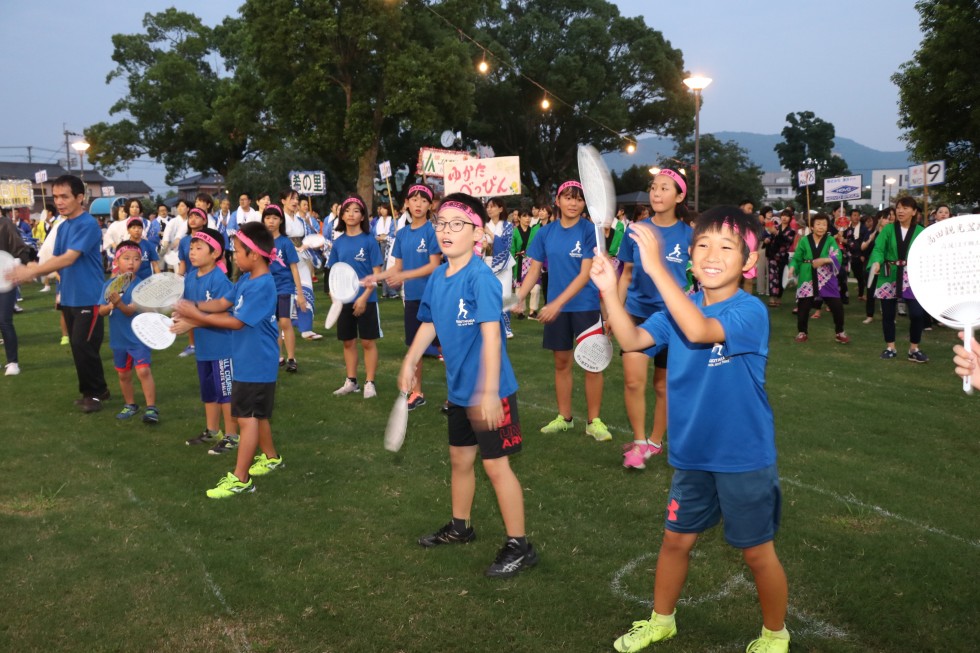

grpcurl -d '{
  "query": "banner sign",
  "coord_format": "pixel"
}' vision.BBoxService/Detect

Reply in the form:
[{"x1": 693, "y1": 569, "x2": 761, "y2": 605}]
[
  {"x1": 797, "y1": 168, "x2": 816, "y2": 187},
  {"x1": 443, "y1": 156, "x2": 521, "y2": 197},
  {"x1": 35, "y1": 170, "x2": 47, "y2": 184},
  {"x1": 378, "y1": 160, "x2": 392, "y2": 180},
  {"x1": 289, "y1": 170, "x2": 327, "y2": 195},
  {"x1": 823, "y1": 174, "x2": 862, "y2": 202},
  {"x1": 908, "y1": 160, "x2": 946, "y2": 188},
  {"x1": 416, "y1": 147, "x2": 470, "y2": 178},
  {"x1": 0, "y1": 179, "x2": 34, "y2": 208}
]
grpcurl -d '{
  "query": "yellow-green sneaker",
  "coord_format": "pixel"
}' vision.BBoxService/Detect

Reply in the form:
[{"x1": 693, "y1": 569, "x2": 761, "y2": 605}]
[
  {"x1": 540, "y1": 415, "x2": 574, "y2": 433},
  {"x1": 248, "y1": 453, "x2": 284, "y2": 477},
  {"x1": 613, "y1": 615, "x2": 677, "y2": 652},
  {"x1": 745, "y1": 627, "x2": 790, "y2": 653},
  {"x1": 585, "y1": 417, "x2": 612, "y2": 441},
  {"x1": 206, "y1": 472, "x2": 254, "y2": 499}
]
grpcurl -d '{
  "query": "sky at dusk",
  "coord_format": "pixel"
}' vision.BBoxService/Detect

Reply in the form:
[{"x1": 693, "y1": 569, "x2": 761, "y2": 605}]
[{"x1": 0, "y1": 0, "x2": 922, "y2": 194}]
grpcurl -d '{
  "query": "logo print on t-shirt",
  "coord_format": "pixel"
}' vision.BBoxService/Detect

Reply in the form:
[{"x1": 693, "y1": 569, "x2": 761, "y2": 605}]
[
  {"x1": 416, "y1": 238, "x2": 427, "y2": 253},
  {"x1": 235, "y1": 295, "x2": 244, "y2": 312},
  {"x1": 457, "y1": 298, "x2": 469, "y2": 319},
  {"x1": 708, "y1": 342, "x2": 729, "y2": 367},
  {"x1": 569, "y1": 240, "x2": 583, "y2": 258},
  {"x1": 666, "y1": 243, "x2": 683, "y2": 263},
  {"x1": 355, "y1": 247, "x2": 367, "y2": 262}
]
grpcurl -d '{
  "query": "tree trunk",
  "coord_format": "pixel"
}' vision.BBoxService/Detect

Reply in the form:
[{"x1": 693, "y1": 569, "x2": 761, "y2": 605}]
[{"x1": 357, "y1": 141, "x2": 379, "y2": 215}]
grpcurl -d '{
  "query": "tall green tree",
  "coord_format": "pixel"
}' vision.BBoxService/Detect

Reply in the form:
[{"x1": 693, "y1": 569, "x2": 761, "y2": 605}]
[
  {"x1": 612, "y1": 163, "x2": 657, "y2": 196},
  {"x1": 674, "y1": 135, "x2": 763, "y2": 210},
  {"x1": 467, "y1": 0, "x2": 694, "y2": 203},
  {"x1": 84, "y1": 9, "x2": 264, "y2": 184},
  {"x1": 239, "y1": 0, "x2": 484, "y2": 207},
  {"x1": 893, "y1": 0, "x2": 980, "y2": 202},
  {"x1": 774, "y1": 111, "x2": 850, "y2": 207}
]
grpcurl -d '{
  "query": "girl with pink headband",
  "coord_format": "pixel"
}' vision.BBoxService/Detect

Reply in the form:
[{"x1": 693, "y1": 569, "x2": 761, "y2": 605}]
[
  {"x1": 263, "y1": 204, "x2": 308, "y2": 373},
  {"x1": 617, "y1": 167, "x2": 691, "y2": 470},
  {"x1": 513, "y1": 180, "x2": 611, "y2": 441},
  {"x1": 175, "y1": 206, "x2": 212, "y2": 358},
  {"x1": 327, "y1": 194, "x2": 385, "y2": 399}
]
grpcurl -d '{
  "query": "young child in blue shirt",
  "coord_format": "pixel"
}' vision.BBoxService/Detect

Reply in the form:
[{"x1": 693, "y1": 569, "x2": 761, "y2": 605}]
[
  {"x1": 176, "y1": 207, "x2": 210, "y2": 358},
  {"x1": 172, "y1": 222, "x2": 283, "y2": 499},
  {"x1": 365, "y1": 184, "x2": 442, "y2": 410},
  {"x1": 400, "y1": 192, "x2": 536, "y2": 578},
  {"x1": 594, "y1": 206, "x2": 790, "y2": 653},
  {"x1": 98, "y1": 241, "x2": 159, "y2": 424},
  {"x1": 327, "y1": 195, "x2": 384, "y2": 398},
  {"x1": 181, "y1": 227, "x2": 239, "y2": 454},
  {"x1": 125, "y1": 217, "x2": 159, "y2": 281},
  {"x1": 263, "y1": 203, "x2": 308, "y2": 373},
  {"x1": 514, "y1": 180, "x2": 609, "y2": 440}
]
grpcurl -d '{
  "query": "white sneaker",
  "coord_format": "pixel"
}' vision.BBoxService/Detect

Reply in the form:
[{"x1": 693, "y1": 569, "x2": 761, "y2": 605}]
[
  {"x1": 333, "y1": 378, "x2": 360, "y2": 396},
  {"x1": 301, "y1": 331, "x2": 323, "y2": 340},
  {"x1": 363, "y1": 381, "x2": 377, "y2": 399},
  {"x1": 5, "y1": 362, "x2": 20, "y2": 376},
  {"x1": 178, "y1": 345, "x2": 195, "y2": 358}
]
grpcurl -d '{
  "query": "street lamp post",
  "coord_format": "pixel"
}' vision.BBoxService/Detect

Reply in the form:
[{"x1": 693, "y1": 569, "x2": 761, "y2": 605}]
[
  {"x1": 71, "y1": 140, "x2": 90, "y2": 199},
  {"x1": 683, "y1": 75, "x2": 712, "y2": 213},
  {"x1": 885, "y1": 177, "x2": 897, "y2": 207}
]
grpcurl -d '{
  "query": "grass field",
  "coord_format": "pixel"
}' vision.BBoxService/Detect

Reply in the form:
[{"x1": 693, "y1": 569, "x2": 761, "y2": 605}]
[{"x1": 1, "y1": 282, "x2": 978, "y2": 653}]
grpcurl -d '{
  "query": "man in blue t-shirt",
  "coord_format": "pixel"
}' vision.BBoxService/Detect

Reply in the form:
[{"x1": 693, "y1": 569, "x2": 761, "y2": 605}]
[{"x1": 9, "y1": 175, "x2": 109, "y2": 412}]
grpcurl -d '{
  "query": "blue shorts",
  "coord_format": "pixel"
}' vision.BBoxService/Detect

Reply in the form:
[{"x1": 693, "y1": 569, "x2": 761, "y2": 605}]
[
  {"x1": 664, "y1": 464, "x2": 782, "y2": 548},
  {"x1": 276, "y1": 294, "x2": 294, "y2": 320},
  {"x1": 542, "y1": 309, "x2": 601, "y2": 352},
  {"x1": 403, "y1": 300, "x2": 439, "y2": 347},
  {"x1": 197, "y1": 358, "x2": 233, "y2": 404},
  {"x1": 113, "y1": 345, "x2": 152, "y2": 371}
]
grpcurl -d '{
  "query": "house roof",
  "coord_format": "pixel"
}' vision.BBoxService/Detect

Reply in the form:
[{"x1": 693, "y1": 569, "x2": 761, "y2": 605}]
[
  {"x1": 103, "y1": 179, "x2": 154, "y2": 195},
  {"x1": 0, "y1": 161, "x2": 68, "y2": 180},
  {"x1": 172, "y1": 172, "x2": 224, "y2": 188}
]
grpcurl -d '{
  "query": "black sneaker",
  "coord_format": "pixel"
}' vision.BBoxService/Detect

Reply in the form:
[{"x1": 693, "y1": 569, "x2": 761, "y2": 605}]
[
  {"x1": 286, "y1": 359, "x2": 298, "y2": 373},
  {"x1": 418, "y1": 521, "x2": 476, "y2": 548},
  {"x1": 407, "y1": 393, "x2": 426, "y2": 411},
  {"x1": 75, "y1": 389, "x2": 111, "y2": 406},
  {"x1": 908, "y1": 349, "x2": 929, "y2": 364},
  {"x1": 142, "y1": 407, "x2": 160, "y2": 424},
  {"x1": 208, "y1": 435, "x2": 239, "y2": 455},
  {"x1": 440, "y1": 401, "x2": 450, "y2": 416},
  {"x1": 485, "y1": 539, "x2": 538, "y2": 578},
  {"x1": 186, "y1": 429, "x2": 218, "y2": 445}
]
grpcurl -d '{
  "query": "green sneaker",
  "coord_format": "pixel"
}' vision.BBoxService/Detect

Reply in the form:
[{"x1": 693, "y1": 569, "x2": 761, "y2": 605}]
[
  {"x1": 206, "y1": 472, "x2": 254, "y2": 499},
  {"x1": 540, "y1": 415, "x2": 573, "y2": 433},
  {"x1": 585, "y1": 417, "x2": 612, "y2": 441},
  {"x1": 115, "y1": 404, "x2": 140, "y2": 420},
  {"x1": 248, "y1": 453, "x2": 284, "y2": 477},
  {"x1": 745, "y1": 628, "x2": 790, "y2": 653},
  {"x1": 613, "y1": 615, "x2": 677, "y2": 652}
]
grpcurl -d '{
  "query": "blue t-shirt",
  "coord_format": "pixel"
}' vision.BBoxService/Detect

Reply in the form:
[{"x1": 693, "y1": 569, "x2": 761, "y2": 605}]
[
  {"x1": 178, "y1": 235, "x2": 193, "y2": 270},
  {"x1": 640, "y1": 290, "x2": 776, "y2": 473},
  {"x1": 55, "y1": 212, "x2": 104, "y2": 307},
  {"x1": 135, "y1": 239, "x2": 159, "y2": 281},
  {"x1": 526, "y1": 219, "x2": 599, "y2": 311},
  {"x1": 391, "y1": 221, "x2": 440, "y2": 301},
  {"x1": 327, "y1": 232, "x2": 383, "y2": 303},
  {"x1": 101, "y1": 278, "x2": 140, "y2": 351},
  {"x1": 270, "y1": 235, "x2": 300, "y2": 295},
  {"x1": 183, "y1": 267, "x2": 233, "y2": 361},
  {"x1": 418, "y1": 257, "x2": 519, "y2": 406},
  {"x1": 618, "y1": 219, "x2": 693, "y2": 316},
  {"x1": 230, "y1": 272, "x2": 279, "y2": 383}
]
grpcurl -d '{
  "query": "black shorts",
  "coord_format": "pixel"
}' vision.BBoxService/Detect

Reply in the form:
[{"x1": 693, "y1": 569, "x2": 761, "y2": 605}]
[
  {"x1": 231, "y1": 380, "x2": 276, "y2": 419},
  {"x1": 403, "y1": 300, "x2": 439, "y2": 347},
  {"x1": 276, "y1": 294, "x2": 294, "y2": 320},
  {"x1": 447, "y1": 393, "x2": 522, "y2": 460},
  {"x1": 337, "y1": 302, "x2": 382, "y2": 341},
  {"x1": 623, "y1": 313, "x2": 667, "y2": 369},
  {"x1": 542, "y1": 309, "x2": 601, "y2": 352}
]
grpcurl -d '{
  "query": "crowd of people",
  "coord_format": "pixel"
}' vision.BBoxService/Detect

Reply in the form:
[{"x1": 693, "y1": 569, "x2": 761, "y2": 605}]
[{"x1": 0, "y1": 170, "x2": 970, "y2": 653}]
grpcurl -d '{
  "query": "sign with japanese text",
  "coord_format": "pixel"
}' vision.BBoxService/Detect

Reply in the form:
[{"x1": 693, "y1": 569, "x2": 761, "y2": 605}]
[
  {"x1": 416, "y1": 147, "x2": 470, "y2": 178},
  {"x1": 101, "y1": 186, "x2": 115, "y2": 197},
  {"x1": 797, "y1": 168, "x2": 816, "y2": 187},
  {"x1": 443, "y1": 156, "x2": 521, "y2": 197},
  {"x1": 823, "y1": 174, "x2": 862, "y2": 202},
  {"x1": 379, "y1": 160, "x2": 392, "y2": 180},
  {"x1": 289, "y1": 170, "x2": 327, "y2": 195},
  {"x1": 35, "y1": 170, "x2": 47, "y2": 184},
  {"x1": 908, "y1": 161, "x2": 946, "y2": 188},
  {"x1": 0, "y1": 180, "x2": 34, "y2": 208}
]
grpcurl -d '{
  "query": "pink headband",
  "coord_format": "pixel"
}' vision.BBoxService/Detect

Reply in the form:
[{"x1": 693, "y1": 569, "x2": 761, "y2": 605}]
[
  {"x1": 723, "y1": 220, "x2": 759, "y2": 279},
  {"x1": 438, "y1": 201, "x2": 483, "y2": 228},
  {"x1": 656, "y1": 169, "x2": 687, "y2": 195},
  {"x1": 235, "y1": 231, "x2": 276, "y2": 261},
  {"x1": 557, "y1": 181, "x2": 583, "y2": 197},
  {"x1": 112, "y1": 243, "x2": 141, "y2": 274},
  {"x1": 264, "y1": 204, "x2": 283, "y2": 217},
  {"x1": 189, "y1": 208, "x2": 209, "y2": 222},
  {"x1": 126, "y1": 217, "x2": 143, "y2": 228},
  {"x1": 407, "y1": 185, "x2": 433, "y2": 200},
  {"x1": 341, "y1": 196, "x2": 366, "y2": 212},
  {"x1": 192, "y1": 231, "x2": 228, "y2": 273}
]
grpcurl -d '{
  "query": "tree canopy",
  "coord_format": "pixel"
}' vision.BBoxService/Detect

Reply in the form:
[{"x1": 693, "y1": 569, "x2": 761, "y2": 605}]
[
  {"x1": 774, "y1": 111, "x2": 850, "y2": 207},
  {"x1": 893, "y1": 0, "x2": 980, "y2": 203},
  {"x1": 674, "y1": 135, "x2": 763, "y2": 210}
]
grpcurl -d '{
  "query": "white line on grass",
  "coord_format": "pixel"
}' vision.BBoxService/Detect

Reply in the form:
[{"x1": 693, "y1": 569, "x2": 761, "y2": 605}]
[
  {"x1": 782, "y1": 477, "x2": 980, "y2": 550},
  {"x1": 125, "y1": 487, "x2": 252, "y2": 653},
  {"x1": 610, "y1": 552, "x2": 848, "y2": 641}
]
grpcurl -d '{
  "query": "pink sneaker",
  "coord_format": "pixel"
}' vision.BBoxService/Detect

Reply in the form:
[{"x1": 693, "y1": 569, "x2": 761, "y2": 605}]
[{"x1": 623, "y1": 443, "x2": 663, "y2": 469}]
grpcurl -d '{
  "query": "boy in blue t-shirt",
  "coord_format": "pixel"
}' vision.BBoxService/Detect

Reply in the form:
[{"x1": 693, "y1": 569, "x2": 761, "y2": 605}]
[
  {"x1": 181, "y1": 227, "x2": 239, "y2": 454},
  {"x1": 98, "y1": 242, "x2": 159, "y2": 423},
  {"x1": 594, "y1": 207, "x2": 790, "y2": 653},
  {"x1": 126, "y1": 217, "x2": 160, "y2": 281},
  {"x1": 173, "y1": 222, "x2": 283, "y2": 499},
  {"x1": 263, "y1": 204, "x2": 307, "y2": 373},
  {"x1": 175, "y1": 207, "x2": 211, "y2": 358},
  {"x1": 514, "y1": 180, "x2": 609, "y2": 440},
  {"x1": 400, "y1": 193, "x2": 536, "y2": 579},
  {"x1": 366, "y1": 184, "x2": 442, "y2": 410}
]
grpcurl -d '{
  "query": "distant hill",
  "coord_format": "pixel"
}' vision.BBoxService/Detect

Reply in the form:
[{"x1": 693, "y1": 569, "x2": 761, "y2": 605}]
[{"x1": 603, "y1": 131, "x2": 912, "y2": 180}]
